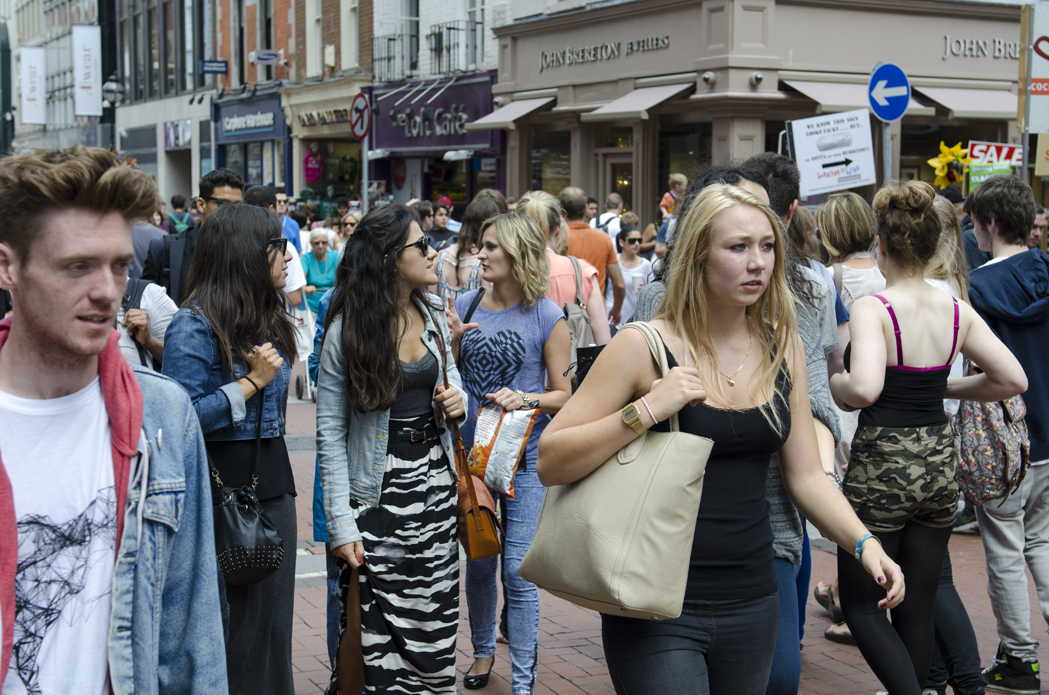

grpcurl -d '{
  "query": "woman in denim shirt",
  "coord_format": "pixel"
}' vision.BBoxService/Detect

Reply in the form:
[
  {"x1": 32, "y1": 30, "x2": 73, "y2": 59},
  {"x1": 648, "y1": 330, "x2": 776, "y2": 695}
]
[
  {"x1": 316, "y1": 203, "x2": 467, "y2": 693},
  {"x1": 162, "y1": 203, "x2": 298, "y2": 695}
]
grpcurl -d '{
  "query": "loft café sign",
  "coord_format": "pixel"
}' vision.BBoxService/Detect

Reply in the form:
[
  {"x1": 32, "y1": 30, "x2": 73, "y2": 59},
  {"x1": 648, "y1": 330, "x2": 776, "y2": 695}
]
[
  {"x1": 388, "y1": 104, "x2": 469, "y2": 138},
  {"x1": 540, "y1": 35, "x2": 670, "y2": 72}
]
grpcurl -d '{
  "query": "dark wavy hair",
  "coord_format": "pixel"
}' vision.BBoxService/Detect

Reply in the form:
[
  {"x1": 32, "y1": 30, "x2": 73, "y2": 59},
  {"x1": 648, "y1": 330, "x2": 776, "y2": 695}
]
[
  {"x1": 324, "y1": 203, "x2": 429, "y2": 413},
  {"x1": 182, "y1": 202, "x2": 297, "y2": 374}
]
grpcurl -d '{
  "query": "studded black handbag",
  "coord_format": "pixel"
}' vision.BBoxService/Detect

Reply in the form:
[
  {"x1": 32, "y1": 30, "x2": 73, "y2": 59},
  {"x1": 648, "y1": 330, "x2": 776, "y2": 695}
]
[{"x1": 208, "y1": 386, "x2": 285, "y2": 586}]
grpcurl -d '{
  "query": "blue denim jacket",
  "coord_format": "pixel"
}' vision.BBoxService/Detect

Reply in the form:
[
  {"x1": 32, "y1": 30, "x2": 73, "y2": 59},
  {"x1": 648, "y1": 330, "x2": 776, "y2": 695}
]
[
  {"x1": 316, "y1": 293, "x2": 467, "y2": 549},
  {"x1": 110, "y1": 367, "x2": 227, "y2": 694},
  {"x1": 309, "y1": 289, "x2": 335, "y2": 542},
  {"x1": 162, "y1": 307, "x2": 291, "y2": 439}
]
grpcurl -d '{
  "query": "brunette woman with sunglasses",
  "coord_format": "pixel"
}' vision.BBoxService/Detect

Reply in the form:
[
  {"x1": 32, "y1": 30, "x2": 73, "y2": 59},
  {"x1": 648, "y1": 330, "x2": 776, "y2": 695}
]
[
  {"x1": 162, "y1": 202, "x2": 298, "y2": 695},
  {"x1": 316, "y1": 203, "x2": 467, "y2": 693},
  {"x1": 611, "y1": 226, "x2": 654, "y2": 331}
]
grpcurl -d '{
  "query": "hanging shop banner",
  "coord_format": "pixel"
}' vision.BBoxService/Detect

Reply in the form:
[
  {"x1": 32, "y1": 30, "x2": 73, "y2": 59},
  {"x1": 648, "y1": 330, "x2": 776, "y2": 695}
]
[
  {"x1": 969, "y1": 161, "x2": 1012, "y2": 188},
  {"x1": 20, "y1": 46, "x2": 46, "y2": 125},
  {"x1": 1023, "y1": 4, "x2": 1049, "y2": 133},
  {"x1": 968, "y1": 140, "x2": 1023, "y2": 166},
  {"x1": 787, "y1": 109, "x2": 878, "y2": 197},
  {"x1": 72, "y1": 25, "x2": 103, "y2": 116}
]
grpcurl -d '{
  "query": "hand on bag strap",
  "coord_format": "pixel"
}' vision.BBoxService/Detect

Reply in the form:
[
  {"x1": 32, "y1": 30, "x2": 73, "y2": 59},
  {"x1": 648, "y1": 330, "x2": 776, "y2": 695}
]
[{"x1": 619, "y1": 322, "x2": 680, "y2": 433}]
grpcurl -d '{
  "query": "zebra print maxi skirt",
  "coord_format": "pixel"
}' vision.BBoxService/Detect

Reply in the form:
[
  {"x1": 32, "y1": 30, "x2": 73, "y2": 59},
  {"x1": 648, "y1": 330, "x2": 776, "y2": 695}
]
[{"x1": 339, "y1": 414, "x2": 459, "y2": 694}]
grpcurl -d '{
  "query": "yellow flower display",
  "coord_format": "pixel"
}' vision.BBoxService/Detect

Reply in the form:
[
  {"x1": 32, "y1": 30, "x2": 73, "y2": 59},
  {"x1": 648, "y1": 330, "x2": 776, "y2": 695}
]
[{"x1": 927, "y1": 141, "x2": 971, "y2": 189}]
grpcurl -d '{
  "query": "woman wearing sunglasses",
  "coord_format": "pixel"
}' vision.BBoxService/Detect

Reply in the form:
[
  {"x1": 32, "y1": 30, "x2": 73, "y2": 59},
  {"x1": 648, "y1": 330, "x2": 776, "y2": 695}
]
[
  {"x1": 339, "y1": 210, "x2": 362, "y2": 251},
  {"x1": 162, "y1": 202, "x2": 298, "y2": 695},
  {"x1": 316, "y1": 203, "x2": 467, "y2": 693},
  {"x1": 302, "y1": 228, "x2": 341, "y2": 317},
  {"x1": 611, "y1": 225, "x2": 655, "y2": 330}
]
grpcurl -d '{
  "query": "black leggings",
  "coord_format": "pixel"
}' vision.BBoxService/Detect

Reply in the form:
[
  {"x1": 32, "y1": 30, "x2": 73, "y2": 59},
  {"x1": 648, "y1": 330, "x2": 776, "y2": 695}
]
[{"x1": 837, "y1": 521, "x2": 953, "y2": 695}]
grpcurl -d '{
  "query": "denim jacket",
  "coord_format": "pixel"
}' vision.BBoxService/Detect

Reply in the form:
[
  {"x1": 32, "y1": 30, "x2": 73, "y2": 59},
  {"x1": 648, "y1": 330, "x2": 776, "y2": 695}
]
[
  {"x1": 108, "y1": 367, "x2": 228, "y2": 694},
  {"x1": 162, "y1": 307, "x2": 291, "y2": 439},
  {"x1": 316, "y1": 293, "x2": 468, "y2": 549}
]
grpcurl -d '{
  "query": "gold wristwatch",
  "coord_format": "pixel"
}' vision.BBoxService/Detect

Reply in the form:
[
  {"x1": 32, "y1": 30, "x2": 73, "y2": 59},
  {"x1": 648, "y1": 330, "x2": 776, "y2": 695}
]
[{"x1": 622, "y1": 403, "x2": 647, "y2": 435}]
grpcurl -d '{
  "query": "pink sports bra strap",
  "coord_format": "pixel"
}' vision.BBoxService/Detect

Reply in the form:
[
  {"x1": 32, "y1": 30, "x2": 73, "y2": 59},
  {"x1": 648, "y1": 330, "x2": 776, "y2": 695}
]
[
  {"x1": 948, "y1": 296, "x2": 960, "y2": 362},
  {"x1": 874, "y1": 294, "x2": 904, "y2": 365}
]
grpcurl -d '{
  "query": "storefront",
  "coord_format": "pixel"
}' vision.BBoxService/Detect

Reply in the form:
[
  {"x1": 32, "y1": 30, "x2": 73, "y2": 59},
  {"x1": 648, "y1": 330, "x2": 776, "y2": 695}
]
[
  {"x1": 473, "y1": 0, "x2": 1025, "y2": 224},
  {"x1": 282, "y1": 75, "x2": 371, "y2": 218},
  {"x1": 369, "y1": 70, "x2": 503, "y2": 213},
  {"x1": 214, "y1": 90, "x2": 291, "y2": 193}
]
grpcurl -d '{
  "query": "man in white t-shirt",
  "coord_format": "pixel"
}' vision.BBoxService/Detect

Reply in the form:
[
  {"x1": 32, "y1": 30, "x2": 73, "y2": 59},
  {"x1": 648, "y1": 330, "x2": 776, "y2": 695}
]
[
  {"x1": 0, "y1": 147, "x2": 226, "y2": 694},
  {"x1": 117, "y1": 279, "x2": 178, "y2": 370},
  {"x1": 590, "y1": 192, "x2": 623, "y2": 250}
]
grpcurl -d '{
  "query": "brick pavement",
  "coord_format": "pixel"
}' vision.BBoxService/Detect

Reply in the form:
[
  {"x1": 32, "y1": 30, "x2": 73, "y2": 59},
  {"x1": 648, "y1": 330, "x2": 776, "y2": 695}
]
[{"x1": 284, "y1": 369, "x2": 1049, "y2": 694}]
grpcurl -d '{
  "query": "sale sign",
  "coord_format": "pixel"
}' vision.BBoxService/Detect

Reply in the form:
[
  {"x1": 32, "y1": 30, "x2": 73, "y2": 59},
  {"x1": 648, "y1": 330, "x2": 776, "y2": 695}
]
[{"x1": 967, "y1": 141, "x2": 1023, "y2": 167}]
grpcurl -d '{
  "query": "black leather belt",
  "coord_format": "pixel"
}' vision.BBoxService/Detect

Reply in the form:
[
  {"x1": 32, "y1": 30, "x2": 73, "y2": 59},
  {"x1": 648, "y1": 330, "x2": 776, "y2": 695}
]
[{"x1": 394, "y1": 427, "x2": 445, "y2": 443}]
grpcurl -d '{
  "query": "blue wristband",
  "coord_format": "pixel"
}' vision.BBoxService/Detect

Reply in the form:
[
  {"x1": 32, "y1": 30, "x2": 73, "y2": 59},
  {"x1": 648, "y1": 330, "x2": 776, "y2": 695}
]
[{"x1": 854, "y1": 533, "x2": 877, "y2": 562}]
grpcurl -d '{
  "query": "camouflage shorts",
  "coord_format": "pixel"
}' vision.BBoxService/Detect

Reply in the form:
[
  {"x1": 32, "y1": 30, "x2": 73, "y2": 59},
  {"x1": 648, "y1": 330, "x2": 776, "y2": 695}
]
[{"x1": 843, "y1": 423, "x2": 959, "y2": 533}]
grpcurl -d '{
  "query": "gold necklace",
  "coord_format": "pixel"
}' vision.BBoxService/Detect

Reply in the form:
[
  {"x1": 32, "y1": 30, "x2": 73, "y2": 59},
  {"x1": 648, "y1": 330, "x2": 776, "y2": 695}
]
[{"x1": 708, "y1": 334, "x2": 752, "y2": 387}]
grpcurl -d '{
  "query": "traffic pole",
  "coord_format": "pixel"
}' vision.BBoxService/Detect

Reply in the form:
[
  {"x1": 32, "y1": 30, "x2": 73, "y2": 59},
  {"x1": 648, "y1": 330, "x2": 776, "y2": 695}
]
[{"x1": 883, "y1": 121, "x2": 892, "y2": 185}]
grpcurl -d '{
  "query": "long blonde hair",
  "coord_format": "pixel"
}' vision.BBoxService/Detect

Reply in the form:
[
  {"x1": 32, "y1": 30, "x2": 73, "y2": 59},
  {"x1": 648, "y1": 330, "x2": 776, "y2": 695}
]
[
  {"x1": 816, "y1": 191, "x2": 878, "y2": 262},
  {"x1": 927, "y1": 195, "x2": 970, "y2": 303},
  {"x1": 480, "y1": 213, "x2": 551, "y2": 307},
  {"x1": 656, "y1": 184, "x2": 796, "y2": 434},
  {"x1": 517, "y1": 189, "x2": 569, "y2": 254}
]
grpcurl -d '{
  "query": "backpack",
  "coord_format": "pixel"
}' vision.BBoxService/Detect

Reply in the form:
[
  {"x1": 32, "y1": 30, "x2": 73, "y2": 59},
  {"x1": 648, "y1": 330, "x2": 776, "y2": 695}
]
[
  {"x1": 168, "y1": 211, "x2": 194, "y2": 234},
  {"x1": 953, "y1": 361, "x2": 1031, "y2": 506},
  {"x1": 563, "y1": 256, "x2": 600, "y2": 390},
  {"x1": 122, "y1": 278, "x2": 157, "y2": 370},
  {"x1": 594, "y1": 213, "x2": 615, "y2": 233}
]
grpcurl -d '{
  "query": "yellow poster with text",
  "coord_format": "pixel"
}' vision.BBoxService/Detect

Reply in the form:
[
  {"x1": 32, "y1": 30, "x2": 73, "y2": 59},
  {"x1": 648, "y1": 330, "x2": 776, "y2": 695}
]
[{"x1": 1035, "y1": 133, "x2": 1049, "y2": 177}]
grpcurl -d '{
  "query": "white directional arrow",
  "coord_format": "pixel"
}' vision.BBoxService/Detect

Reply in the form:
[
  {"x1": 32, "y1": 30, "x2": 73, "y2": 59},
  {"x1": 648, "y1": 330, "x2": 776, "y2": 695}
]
[{"x1": 870, "y1": 80, "x2": 908, "y2": 107}]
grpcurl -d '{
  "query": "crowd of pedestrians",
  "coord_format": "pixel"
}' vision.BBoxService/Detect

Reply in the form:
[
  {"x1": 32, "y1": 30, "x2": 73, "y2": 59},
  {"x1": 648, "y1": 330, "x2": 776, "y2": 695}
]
[{"x1": 0, "y1": 145, "x2": 1046, "y2": 695}]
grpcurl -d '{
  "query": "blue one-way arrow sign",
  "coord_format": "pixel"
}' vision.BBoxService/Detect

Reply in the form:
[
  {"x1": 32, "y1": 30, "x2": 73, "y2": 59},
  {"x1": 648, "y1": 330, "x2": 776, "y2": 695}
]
[{"x1": 868, "y1": 63, "x2": 910, "y2": 123}]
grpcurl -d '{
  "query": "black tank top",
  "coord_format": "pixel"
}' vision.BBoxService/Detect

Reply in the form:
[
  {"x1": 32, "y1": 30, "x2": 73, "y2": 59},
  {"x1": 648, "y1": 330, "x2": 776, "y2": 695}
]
[
  {"x1": 652, "y1": 344, "x2": 791, "y2": 601},
  {"x1": 844, "y1": 294, "x2": 959, "y2": 428}
]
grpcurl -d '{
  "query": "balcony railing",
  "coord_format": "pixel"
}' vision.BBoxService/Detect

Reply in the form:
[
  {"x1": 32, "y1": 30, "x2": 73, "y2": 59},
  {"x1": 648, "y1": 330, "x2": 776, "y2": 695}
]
[
  {"x1": 427, "y1": 20, "x2": 483, "y2": 75},
  {"x1": 373, "y1": 33, "x2": 419, "y2": 83}
]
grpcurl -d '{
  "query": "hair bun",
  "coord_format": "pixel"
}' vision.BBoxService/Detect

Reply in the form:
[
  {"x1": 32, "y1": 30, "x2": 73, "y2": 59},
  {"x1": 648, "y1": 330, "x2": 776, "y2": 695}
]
[{"x1": 888, "y1": 180, "x2": 935, "y2": 214}]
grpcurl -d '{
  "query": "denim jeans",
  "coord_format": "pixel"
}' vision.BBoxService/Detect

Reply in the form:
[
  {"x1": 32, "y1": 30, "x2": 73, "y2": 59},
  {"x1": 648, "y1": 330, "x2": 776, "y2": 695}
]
[
  {"x1": 976, "y1": 463, "x2": 1049, "y2": 662},
  {"x1": 767, "y1": 559, "x2": 801, "y2": 695},
  {"x1": 465, "y1": 464, "x2": 545, "y2": 694},
  {"x1": 796, "y1": 522, "x2": 811, "y2": 641},
  {"x1": 927, "y1": 547, "x2": 985, "y2": 695},
  {"x1": 602, "y1": 593, "x2": 779, "y2": 695}
]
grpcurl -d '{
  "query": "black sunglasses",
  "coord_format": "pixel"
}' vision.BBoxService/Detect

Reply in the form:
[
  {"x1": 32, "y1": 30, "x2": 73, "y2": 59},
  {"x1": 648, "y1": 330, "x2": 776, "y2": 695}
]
[
  {"x1": 400, "y1": 235, "x2": 432, "y2": 254},
  {"x1": 625, "y1": 237, "x2": 642, "y2": 244},
  {"x1": 268, "y1": 237, "x2": 288, "y2": 254}
]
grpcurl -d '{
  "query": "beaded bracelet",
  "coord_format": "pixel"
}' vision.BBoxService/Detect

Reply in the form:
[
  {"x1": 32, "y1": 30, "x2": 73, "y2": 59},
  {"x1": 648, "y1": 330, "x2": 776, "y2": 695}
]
[{"x1": 825, "y1": 470, "x2": 843, "y2": 490}]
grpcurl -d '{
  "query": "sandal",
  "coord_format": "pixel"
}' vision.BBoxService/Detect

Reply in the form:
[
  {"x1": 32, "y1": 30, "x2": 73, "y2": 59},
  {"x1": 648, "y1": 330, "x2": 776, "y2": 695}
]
[
  {"x1": 824, "y1": 621, "x2": 856, "y2": 646},
  {"x1": 813, "y1": 581, "x2": 845, "y2": 623}
]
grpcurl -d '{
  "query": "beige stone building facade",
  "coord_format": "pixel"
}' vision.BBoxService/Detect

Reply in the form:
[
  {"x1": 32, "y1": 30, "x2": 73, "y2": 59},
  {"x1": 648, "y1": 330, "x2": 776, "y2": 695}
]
[{"x1": 470, "y1": 0, "x2": 1024, "y2": 224}]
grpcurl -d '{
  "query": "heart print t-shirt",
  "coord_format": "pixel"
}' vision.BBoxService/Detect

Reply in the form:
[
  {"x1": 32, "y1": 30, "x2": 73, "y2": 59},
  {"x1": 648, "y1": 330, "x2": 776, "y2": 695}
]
[{"x1": 454, "y1": 289, "x2": 565, "y2": 464}]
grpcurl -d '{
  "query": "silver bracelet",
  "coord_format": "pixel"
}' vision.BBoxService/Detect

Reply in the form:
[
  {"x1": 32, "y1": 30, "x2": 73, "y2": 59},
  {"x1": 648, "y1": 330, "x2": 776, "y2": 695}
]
[{"x1": 825, "y1": 470, "x2": 843, "y2": 490}]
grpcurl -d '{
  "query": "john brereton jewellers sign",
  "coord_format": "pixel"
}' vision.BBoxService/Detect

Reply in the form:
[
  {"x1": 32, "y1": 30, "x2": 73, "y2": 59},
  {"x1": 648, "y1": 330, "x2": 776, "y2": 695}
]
[{"x1": 540, "y1": 35, "x2": 670, "y2": 73}]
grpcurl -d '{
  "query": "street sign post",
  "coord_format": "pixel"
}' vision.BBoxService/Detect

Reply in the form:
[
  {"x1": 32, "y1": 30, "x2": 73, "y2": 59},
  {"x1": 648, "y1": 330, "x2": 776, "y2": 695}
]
[
  {"x1": 351, "y1": 93, "x2": 372, "y2": 214},
  {"x1": 868, "y1": 62, "x2": 911, "y2": 184},
  {"x1": 787, "y1": 109, "x2": 878, "y2": 197}
]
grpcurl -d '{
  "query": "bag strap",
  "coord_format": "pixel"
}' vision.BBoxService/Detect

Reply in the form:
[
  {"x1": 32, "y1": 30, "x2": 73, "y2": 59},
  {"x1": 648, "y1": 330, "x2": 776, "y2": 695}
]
[
  {"x1": 463, "y1": 287, "x2": 486, "y2": 324},
  {"x1": 432, "y1": 329, "x2": 486, "y2": 531},
  {"x1": 619, "y1": 321, "x2": 679, "y2": 433},
  {"x1": 206, "y1": 384, "x2": 266, "y2": 490},
  {"x1": 567, "y1": 256, "x2": 586, "y2": 307}
]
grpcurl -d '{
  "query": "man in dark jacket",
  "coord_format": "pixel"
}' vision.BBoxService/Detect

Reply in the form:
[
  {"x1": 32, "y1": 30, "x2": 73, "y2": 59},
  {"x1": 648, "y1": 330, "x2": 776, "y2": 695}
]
[
  {"x1": 966, "y1": 174, "x2": 1048, "y2": 695},
  {"x1": 141, "y1": 168, "x2": 242, "y2": 304}
]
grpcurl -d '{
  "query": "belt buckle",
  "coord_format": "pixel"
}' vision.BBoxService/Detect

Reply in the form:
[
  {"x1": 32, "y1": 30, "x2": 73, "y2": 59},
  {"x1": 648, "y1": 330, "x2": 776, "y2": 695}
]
[{"x1": 409, "y1": 430, "x2": 424, "y2": 443}]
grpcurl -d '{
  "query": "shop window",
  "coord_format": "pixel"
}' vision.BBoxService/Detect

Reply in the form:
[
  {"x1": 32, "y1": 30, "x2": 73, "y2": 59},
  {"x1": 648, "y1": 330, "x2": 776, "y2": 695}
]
[
  {"x1": 225, "y1": 143, "x2": 244, "y2": 179},
  {"x1": 274, "y1": 138, "x2": 285, "y2": 187},
  {"x1": 657, "y1": 122, "x2": 712, "y2": 199},
  {"x1": 432, "y1": 160, "x2": 467, "y2": 212},
  {"x1": 247, "y1": 142, "x2": 262, "y2": 184},
  {"x1": 901, "y1": 122, "x2": 1001, "y2": 190},
  {"x1": 263, "y1": 141, "x2": 274, "y2": 185},
  {"x1": 595, "y1": 124, "x2": 633, "y2": 149},
  {"x1": 530, "y1": 123, "x2": 571, "y2": 196},
  {"x1": 473, "y1": 158, "x2": 498, "y2": 193},
  {"x1": 301, "y1": 140, "x2": 362, "y2": 213}
]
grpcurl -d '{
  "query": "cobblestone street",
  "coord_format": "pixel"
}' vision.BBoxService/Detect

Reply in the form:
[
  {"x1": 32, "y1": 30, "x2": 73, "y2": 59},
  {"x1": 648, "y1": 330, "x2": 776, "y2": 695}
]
[{"x1": 284, "y1": 368, "x2": 1049, "y2": 694}]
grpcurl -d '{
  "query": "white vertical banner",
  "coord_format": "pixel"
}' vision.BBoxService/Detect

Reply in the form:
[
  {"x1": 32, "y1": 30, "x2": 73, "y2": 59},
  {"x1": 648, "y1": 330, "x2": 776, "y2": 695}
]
[
  {"x1": 73, "y1": 25, "x2": 103, "y2": 117},
  {"x1": 1028, "y1": 5, "x2": 1049, "y2": 133},
  {"x1": 20, "y1": 46, "x2": 46, "y2": 125}
]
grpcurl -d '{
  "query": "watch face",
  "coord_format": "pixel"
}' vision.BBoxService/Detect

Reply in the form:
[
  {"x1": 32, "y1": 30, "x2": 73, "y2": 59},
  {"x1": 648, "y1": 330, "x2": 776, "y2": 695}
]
[{"x1": 624, "y1": 404, "x2": 639, "y2": 420}]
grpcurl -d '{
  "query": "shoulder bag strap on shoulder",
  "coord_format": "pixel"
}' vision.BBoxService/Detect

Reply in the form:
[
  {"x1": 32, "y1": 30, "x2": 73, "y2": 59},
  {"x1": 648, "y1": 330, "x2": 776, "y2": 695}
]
[
  {"x1": 619, "y1": 321, "x2": 679, "y2": 433},
  {"x1": 567, "y1": 256, "x2": 586, "y2": 307},
  {"x1": 251, "y1": 386, "x2": 266, "y2": 489},
  {"x1": 463, "y1": 287, "x2": 486, "y2": 324}
]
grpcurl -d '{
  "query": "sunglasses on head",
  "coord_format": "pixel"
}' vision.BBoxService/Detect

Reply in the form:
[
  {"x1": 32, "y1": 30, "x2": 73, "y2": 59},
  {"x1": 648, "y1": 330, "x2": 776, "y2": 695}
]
[
  {"x1": 401, "y1": 235, "x2": 432, "y2": 254},
  {"x1": 268, "y1": 237, "x2": 288, "y2": 253}
]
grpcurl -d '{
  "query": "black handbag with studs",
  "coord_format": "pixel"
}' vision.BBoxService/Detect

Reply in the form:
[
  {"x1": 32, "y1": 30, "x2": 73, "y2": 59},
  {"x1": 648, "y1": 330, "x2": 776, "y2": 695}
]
[{"x1": 208, "y1": 386, "x2": 285, "y2": 586}]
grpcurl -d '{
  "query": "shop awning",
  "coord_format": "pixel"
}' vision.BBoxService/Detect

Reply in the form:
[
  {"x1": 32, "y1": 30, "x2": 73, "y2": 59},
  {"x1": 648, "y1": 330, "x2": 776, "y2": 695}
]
[
  {"x1": 783, "y1": 80, "x2": 933, "y2": 116},
  {"x1": 912, "y1": 86, "x2": 1018, "y2": 120},
  {"x1": 580, "y1": 83, "x2": 694, "y2": 122},
  {"x1": 464, "y1": 97, "x2": 555, "y2": 131}
]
